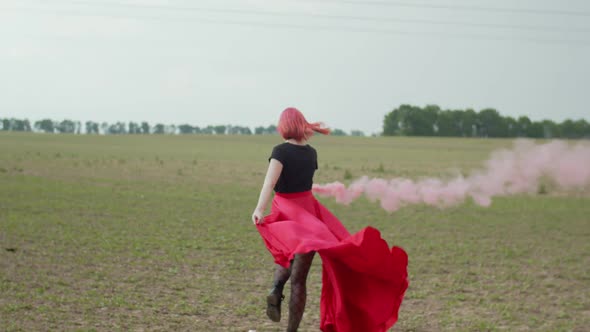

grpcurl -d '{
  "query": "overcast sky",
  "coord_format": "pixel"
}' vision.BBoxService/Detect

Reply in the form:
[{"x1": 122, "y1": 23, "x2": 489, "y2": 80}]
[{"x1": 1, "y1": 0, "x2": 589, "y2": 134}]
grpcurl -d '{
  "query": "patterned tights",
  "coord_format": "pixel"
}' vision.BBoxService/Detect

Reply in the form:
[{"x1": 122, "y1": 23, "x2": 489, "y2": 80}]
[{"x1": 272, "y1": 252, "x2": 315, "y2": 332}]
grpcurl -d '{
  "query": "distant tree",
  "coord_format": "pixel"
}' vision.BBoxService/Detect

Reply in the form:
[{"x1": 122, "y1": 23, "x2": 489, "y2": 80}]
[
  {"x1": 255, "y1": 126, "x2": 265, "y2": 135},
  {"x1": 153, "y1": 123, "x2": 165, "y2": 134},
  {"x1": 403, "y1": 105, "x2": 437, "y2": 136},
  {"x1": 107, "y1": 122, "x2": 127, "y2": 134},
  {"x1": 214, "y1": 125, "x2": 226, "y2": 135},
  {"x1": 504, "y1": 116, "x2": 518, "y2": 137},
  {"x1": 128, "y1": 122, "x2": 141, "y2": 134},
  {"x1": 107, "y1": 124, "x2": 117, "y2": 134},
  {"x1": 517, "y1": 116, "x2": 532, "y2": 137},
  {"x1": 202, "y1": 126, "x2": 214, "y2": 134},
  {"x1": 560, "y1": 119, "x2": 574, "y2": 138},
  {"x1": 385, "y1": 105, "x2": 447, "y2": 136},
  {"x1": 435, "y1": 110, "x2": 457, "y2": 137},
  {"x1": 383, "y1": 107, "x2": 404, "y2": 136},
  {"x1": 10, "y1": 119, "x2": 32, "y2": 132},
  {"x1": 35, "y1": 119, "x2": 55, "y2": 133},
  {"x1": 254, "y1": 125, "x2": 278, "y2": 135},
  {"x1": 424, "y1": 105, "x2": 441, "y2": 115},
  {"x1": 167, "y1": 125, "x2": 177, "y2": 134},
  {"x1": 477, "y1": 108, "x2": 507, "y2": 137},
  {"x1": 85, "y1": 121, "x2": 99, "y2": 134},
  {"x1": 350, "y1": 130, "x2": 365, "y2": 137},
  {"x1": 24, "y1": 119, "x2": 32, "y2": 132},
  {"x1": 331, "y1": 129, "x2": 348, "y2": 136},
  {"x1": 526, "y1": 121, "x2": 544, "y2": 138},
  {"x1": 140, "y1": 122, "x2": 150, "y2": 134},
  {"x1": 56, "y1": 120, "x2": 76, "y2": 134},
  {"x1": 541, "y1": 119, "x2": 559, "y2": 138},
  {"x1": 121, "y1": 122, "x2": 130, "y2": 134},
  {"x1": 178, "y1": 124, "x2": 194, "y2": 134},
  {"x1": 422, "y1": 105, "x2": 440, "y2": 136},
  {"x1": 573, "y1": 119, "x2": 588, "y2": 138},
  {"x1": 229, "y1": 126, "x2": 252, "y2": 135},
  {"x1": 99, "y1": 122, "x2": 109, "y2": 134},
  {"x1": 564, "y1": 119, "x2": 590, "y2": 139},
  {"x1": 387, "y1": 104, "x2": 415, "y2": 135},
  {"x1": 577, "y1": 119, "x2": 590, "y2": 138},
  {"x1": 1, "y1": 119, "x2": 9, "y2": 131},
  {"x1": 449, "y1": 110, "x2": 466, "y2": 136},
  {"x1": 461, "y1": 109, "x2": 478, "y2": 137}
]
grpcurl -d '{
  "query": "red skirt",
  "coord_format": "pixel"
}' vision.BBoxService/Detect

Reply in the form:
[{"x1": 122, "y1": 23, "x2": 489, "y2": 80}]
[{"x1": 257, "y1": 191, "x2": 408, "y2": 332}]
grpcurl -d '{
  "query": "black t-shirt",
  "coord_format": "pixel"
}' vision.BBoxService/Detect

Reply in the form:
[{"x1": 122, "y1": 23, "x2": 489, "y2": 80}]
[{"x1": 269, "y1": 142, "x2": 318, "y2": 193}]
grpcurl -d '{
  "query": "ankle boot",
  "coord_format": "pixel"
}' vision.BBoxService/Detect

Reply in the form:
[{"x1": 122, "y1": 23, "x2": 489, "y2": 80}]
[{"x1": 266, "y1": 286, "x2": 285, "y2": 322}]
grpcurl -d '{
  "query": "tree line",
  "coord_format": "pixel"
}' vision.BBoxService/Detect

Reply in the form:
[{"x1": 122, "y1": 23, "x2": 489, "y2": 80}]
[
  {"x1": 383, "y1": 105, "x2": 590, "y2": 139},
  {"x1": 0, "y1": 119, "x2": 362, "y2": 136},
  {"x1": 4, "y1": 106, "x2": 588, "y2": 139}
]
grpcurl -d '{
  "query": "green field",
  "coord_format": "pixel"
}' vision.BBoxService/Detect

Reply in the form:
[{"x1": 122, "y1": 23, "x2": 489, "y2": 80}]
[{"x1": 1, "y1": 133, "x2": 589, "y2": 331}]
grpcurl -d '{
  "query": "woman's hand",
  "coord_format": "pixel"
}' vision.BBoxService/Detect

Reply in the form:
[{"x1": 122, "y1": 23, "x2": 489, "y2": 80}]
[
  {"x1": 253, "y1": 159, "x2": 282, "y2": 226},
  {"x1": 252, "y1": 208, "x2": 265, "y2": 225}
]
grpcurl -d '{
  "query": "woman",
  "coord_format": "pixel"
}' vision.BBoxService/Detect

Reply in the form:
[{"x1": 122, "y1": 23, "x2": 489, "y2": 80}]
[{"x1": 252, "y1": 108, "x2": 408, "y2": 332}]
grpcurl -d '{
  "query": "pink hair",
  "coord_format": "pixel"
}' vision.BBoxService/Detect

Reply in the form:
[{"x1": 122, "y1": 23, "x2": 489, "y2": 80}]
[{"x1": 277, "y1": 107, "x2": 330, "y2": 141}]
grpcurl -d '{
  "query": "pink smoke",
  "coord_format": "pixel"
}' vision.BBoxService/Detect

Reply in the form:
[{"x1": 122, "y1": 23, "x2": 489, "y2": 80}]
[{"x1": 312, "y1": 140, "x2": 590, "y2": 212}]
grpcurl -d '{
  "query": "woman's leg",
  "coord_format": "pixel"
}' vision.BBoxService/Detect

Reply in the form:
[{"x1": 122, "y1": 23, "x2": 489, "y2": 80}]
[
  {"x1": 272, "y1": 264, "x2": 291, "y2": 292},
  {"x1": 287, "y1": 252, "x2": 315, "y2": 332},
  {"x1": 267, "y1": 264, "x2": 291, "y2": 322}
]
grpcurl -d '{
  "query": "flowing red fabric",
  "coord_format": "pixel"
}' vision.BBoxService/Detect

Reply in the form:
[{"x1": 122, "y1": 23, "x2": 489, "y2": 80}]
[{"x1": 257, "y1": 191, "x2": 409, "y2": 332}]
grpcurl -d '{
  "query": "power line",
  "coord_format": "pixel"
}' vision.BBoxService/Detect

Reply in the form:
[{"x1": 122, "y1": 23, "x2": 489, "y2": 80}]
[
  {"x1": 16, "y1": 0, "x2": 590, "y2": 34},
  {"x1": 42, "y1": 0, "x2": 590, "y2": 18},
  {"x1": 3, "y1": 6, "x2": 590, "y2": 47},
  {"x1": 15, "y1": 0, "x2": 590, "y2": 33},
  {"x1": 298, "y1": 0, "x2": 590, "y2": 17}
]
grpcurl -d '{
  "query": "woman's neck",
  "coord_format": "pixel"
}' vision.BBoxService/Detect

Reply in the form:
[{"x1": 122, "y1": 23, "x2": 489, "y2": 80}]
[{"x1": 286, "y1": 139, "x2": 307, "y2": 146}]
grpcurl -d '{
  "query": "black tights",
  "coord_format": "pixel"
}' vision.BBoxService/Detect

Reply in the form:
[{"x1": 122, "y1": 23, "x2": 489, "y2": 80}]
[{"x1": 272, "y1": 252, "x2": 315, "y2": 332}]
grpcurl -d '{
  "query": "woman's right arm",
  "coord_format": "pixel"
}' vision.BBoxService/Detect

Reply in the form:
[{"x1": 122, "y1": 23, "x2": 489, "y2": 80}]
[{"x1": 252, "y1": 159, "x2": 283, "y2": 224}]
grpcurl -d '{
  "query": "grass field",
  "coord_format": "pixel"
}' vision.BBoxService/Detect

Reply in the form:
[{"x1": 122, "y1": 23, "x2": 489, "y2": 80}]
[{"x1": 1, "y1": 133, "x2": 589, "y2": 331}]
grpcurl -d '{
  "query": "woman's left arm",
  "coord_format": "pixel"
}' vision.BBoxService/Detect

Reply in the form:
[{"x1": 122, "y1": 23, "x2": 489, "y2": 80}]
[{"x1": 252, "y1": 159, "x2": 283, "y2": 224}]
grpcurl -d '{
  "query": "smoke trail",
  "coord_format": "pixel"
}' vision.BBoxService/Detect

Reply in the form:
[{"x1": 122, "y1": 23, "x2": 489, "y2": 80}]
[{"x1": 312, "y1": 140, "x2": 590, "y2": 212}]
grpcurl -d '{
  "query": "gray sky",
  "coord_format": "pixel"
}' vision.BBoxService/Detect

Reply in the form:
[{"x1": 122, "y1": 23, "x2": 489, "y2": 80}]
[{"x1": 1, "y1": 0, "x2": 589, "y2": 134}]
